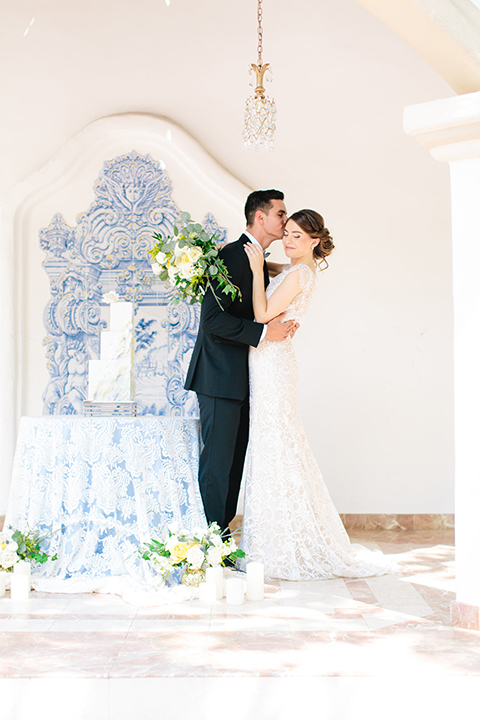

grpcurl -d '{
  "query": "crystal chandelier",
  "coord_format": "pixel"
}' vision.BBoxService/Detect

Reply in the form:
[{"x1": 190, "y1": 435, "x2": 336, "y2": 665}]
[{"x1": 243, "y1": 0, "x2": 277, "y2": 152}]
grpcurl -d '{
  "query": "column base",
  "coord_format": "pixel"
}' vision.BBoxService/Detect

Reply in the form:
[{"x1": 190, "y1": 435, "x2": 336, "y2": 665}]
[{"x1": 451, "y1": 601, "x2": 480, "y2": 630}]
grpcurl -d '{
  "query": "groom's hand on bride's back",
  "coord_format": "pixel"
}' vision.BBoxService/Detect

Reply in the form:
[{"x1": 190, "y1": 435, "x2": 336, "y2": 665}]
[{"x1": 265, "y1": 313, "x2": 299, "y2": 342}]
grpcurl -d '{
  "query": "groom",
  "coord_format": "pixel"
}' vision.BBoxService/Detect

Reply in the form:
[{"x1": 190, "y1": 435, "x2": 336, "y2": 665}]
[{"x1": 184, "y1": 189, "x2": 296, "y2": 535}]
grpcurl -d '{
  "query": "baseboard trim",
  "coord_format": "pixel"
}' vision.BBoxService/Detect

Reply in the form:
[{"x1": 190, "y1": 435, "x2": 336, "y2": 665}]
[
  {"x1": 1, "y1": 514, "x2": 454, "y2": 535},
  {"x1": 232, "y1": 513, "x2": 454, "y2": 532},
  {"x1": 339, "y1": 513, "x2": 454, "y2": 531}
]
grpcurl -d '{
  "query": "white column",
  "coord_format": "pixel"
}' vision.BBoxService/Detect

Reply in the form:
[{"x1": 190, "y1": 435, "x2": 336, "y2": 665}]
[{"x1": 405, "y1": 91, "x2": 480, "y2": 628}]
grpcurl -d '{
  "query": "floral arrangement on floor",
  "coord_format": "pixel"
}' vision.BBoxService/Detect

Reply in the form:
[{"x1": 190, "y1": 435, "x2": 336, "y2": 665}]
[
  {"x1": 0, "y1": 526, "x2": 58, "y2": 571},
  {"x1": 139, "y1": 522, "x2": 245, "y2": 583},
  {"x1": 149, "y1": 212, "x2": 240, "y2": 307}
]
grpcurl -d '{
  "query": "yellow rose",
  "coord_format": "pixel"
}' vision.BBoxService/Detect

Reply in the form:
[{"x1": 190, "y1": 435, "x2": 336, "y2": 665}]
[
  {"x1": 170, "y1": 541, "x2": 198, "y2": 563},
  {"x1": 170, "y1": 543, "x2": 189, "y2": 563}
]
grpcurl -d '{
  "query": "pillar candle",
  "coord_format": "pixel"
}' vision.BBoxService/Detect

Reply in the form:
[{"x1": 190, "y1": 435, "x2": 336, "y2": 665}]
[
  {"x1": 206, "y1": 566, "x2": 224, "y2": 599},
  {"x1": 11, "y1": 561, "x2": 31, "y2": 600},
  {"x1": 226, "y1": 578, "x2": 245, "y2": 605},
  {"x1": 11, "y1": 574, "x2": 30, "y2": 601},
  {"x1": 198, "y1": 581, "x2": 217, "y2": 603},
  {"x1": 246, "y1": 562, "x2": 264, "y2": 602},
  {"x1": 14, "y1": 560, "x2": 31, "y2": 578},
  {"x1": 0, "y1": 573, "x2": 6, "y2": 598}
]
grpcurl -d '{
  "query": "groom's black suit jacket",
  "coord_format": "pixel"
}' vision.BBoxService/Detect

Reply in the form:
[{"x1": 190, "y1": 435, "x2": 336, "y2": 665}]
[{"x1": 184, "y1": 235, "x2": 269, "y2": 399}]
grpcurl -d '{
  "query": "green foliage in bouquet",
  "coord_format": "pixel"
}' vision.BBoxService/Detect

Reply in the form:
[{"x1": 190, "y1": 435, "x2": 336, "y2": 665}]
[
  {"x1": 148, "y1": 212, "x2": 241, "y2": 308},
  {"x1": 9, "y1": 527, "x2": 58, "y2": 565}
]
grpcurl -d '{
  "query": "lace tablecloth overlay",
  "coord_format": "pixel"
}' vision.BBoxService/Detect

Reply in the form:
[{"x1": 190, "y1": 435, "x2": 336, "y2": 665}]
[{"x1": 5, "y1": 416, "x2": 206, "y2": 599}]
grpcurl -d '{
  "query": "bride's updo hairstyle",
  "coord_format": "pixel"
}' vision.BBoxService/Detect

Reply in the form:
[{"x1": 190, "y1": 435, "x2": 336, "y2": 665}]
[{"x1": 289, "y1": 209, "x2": 334, "y2": 269}]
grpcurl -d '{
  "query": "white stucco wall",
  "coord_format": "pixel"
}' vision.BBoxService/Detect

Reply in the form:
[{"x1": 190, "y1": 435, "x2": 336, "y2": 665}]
[{"x1": 0, "y1": 0, "x2": 455, "y2": 513}]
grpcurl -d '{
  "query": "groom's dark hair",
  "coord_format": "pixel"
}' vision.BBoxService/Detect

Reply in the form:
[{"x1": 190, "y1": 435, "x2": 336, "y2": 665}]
[{"x1": 245, "y1": 189, "x2": 284, "y2": 227}]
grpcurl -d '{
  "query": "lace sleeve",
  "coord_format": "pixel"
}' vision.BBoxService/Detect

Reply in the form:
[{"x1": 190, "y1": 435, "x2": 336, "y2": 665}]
[{"x1": 290, "y1": 264, "x2": 316, "y2": 291}]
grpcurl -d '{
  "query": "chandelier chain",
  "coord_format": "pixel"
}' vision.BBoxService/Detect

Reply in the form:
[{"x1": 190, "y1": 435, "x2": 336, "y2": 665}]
[
  {"x1": 257, "y1": 0, "x2": 263, "y2": 66},
  {"x1": 244, "y1": 0, "x2": 276, "y2": 152}
]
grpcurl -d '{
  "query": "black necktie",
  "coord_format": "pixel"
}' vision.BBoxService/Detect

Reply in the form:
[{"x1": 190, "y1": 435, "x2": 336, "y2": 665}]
[{"x1": 263, "y1": 259, "x2": 270, "y2": 288}]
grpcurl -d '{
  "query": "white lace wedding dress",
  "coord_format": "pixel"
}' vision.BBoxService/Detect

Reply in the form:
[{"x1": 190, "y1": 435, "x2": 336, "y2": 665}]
[{"x1": 241, "y1": 263, "x2": 393, "y2": 581}]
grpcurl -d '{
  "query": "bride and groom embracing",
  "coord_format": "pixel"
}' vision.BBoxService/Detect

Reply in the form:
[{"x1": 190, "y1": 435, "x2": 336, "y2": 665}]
[{"x1": 185, "y1": 190, "x2": 391, "y2": 581}]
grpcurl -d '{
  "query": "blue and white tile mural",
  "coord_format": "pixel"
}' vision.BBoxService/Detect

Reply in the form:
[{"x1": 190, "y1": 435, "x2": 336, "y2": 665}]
[{"x1": 40, "y1": 151, "x2": 227, "y2": 417}]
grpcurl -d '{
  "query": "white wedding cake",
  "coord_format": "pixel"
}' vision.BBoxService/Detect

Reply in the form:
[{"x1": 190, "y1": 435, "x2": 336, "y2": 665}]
[{"x1": 88, "y1": 302, "x2": 135, "y2": 402}]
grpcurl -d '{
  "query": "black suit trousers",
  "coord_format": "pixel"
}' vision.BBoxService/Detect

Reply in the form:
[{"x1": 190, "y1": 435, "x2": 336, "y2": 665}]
[{"x1": 197, "y1": 392, "x2": 250, "y2": 532}]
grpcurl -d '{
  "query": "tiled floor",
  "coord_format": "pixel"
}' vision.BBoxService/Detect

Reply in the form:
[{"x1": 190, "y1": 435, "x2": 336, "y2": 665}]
[{"x1": 2, "y1": 527, "x2": 480, "y2": 720}]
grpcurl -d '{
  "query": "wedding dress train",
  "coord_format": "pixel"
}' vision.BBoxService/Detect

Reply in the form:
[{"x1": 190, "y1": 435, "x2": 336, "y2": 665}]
[{"x1": 241, "y1": 264, "x2": 393, "y2": 581}]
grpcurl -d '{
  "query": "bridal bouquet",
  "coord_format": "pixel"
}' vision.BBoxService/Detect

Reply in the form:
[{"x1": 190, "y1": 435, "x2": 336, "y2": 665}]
[
  {"x1": 139, "y1": 522, "x2": 245, "y2": 582},
  {"x1": 149, "y1": 213, "x2": 240, "y2": 307},
  {"x1": 0, "y1": 526, "x2": 58, "y2": 571}
]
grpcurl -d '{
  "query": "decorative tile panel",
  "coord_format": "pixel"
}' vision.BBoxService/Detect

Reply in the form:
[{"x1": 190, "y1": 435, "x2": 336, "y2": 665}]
[{"x1": 40, "y1": 151, "x2": 226, "y2": 416}]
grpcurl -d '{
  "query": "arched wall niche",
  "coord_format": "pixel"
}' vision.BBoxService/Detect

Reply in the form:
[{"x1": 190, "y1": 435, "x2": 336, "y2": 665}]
[
  {"x1": 0, "y1": 113, "x2": 252, "y2": 492},
  {"x1": 354, "y1": 0, "x2": 480, "y2": 93}
]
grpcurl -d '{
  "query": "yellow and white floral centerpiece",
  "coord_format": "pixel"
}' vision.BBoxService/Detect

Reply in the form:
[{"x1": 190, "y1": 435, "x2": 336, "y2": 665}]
[
  {"x1": 0, "y1": 527, "x2": 57, "y2": 574},
  {"x1": 139, "y1": 522, "x2": 245, "y2": 586},
  {"x1": 149, "y1": 213, "x2": 240, "y2": 308}
]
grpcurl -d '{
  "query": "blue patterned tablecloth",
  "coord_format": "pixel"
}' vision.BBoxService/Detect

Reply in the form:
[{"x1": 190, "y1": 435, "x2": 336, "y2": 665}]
[{"x1": 5, "y1": 416, "x2": 206, "y2": 595}]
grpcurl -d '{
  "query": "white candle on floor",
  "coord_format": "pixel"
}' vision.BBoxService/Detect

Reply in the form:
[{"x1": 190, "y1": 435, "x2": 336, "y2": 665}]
[
  {"x1": 198, "y1": 581, "x2": 217, "y2": 603},
  {"x1": 206, "y1": 566, "x2": 224, "y2": 599},
  {"x1": 246, "y1": 562, "x2": 264, "y2": 602},
  {"x1": 11, "y1": 561, "x2": 31, "y2": 600},
  {"x1": 14, "y1": 560, "x2": 31, "y2": 577},
  {"x1": 0, "y1": 573, "x2": 5, "y2": 598},
  {"x1": 226, "y1": 578, "x2": 245, "y2": 605},
  {"x1": 11, "y1": 574, "x2": 30, "y2": 601}
]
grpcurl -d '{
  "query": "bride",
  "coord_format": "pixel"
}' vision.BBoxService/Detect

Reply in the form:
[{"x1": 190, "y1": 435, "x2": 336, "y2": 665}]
[{"x1": 241, "y1": 209, "x2": 393, "y2": 581}]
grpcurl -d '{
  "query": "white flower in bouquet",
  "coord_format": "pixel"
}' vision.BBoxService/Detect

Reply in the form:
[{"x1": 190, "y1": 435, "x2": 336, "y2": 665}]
[
  {"x1": 186, "y1": 544, "x2": 205, "y2": 569},
  {"x1": 192, "y1": 527, "x2": 206, "y2": 541},
  {"x1": 174, "y1": 241, "x2": 185, "y2": 258},
  {"x1": 0, "y1": 547, "x2": 18, "y2": 569},
  {"x1": 206, "y1": 546, "x2": 224, "y2": 566},
  {"x1": 179, "y1": 262, "x2": 195, "y2": 281},
  {"x1": 210, "y1": 533, "x2": 224, "y2": 549},
  {"x1": 226, "y1": 537, "x2": 238, "y2": 553},
  {"x1": 154, "y1": 556, "x2": 174, "y2": 575},
  {"x1": 186, "y1": 246, "x2": 202, "y2": 263},
  {"x1": 155, "y1": 251, "x2": 167, "y2": 264},
  {"x1": 167, "y1": 266, "x2": 178, "y2": 283},
  {"x1": 165, "y1": 535, "x2": 179, "y2": 553},
  {"x1": 168, "y1": 521, "x2": 179, "y2": 535},
  {"x1": 152, "y1": 263, "x2": 162, "y2": 276}
]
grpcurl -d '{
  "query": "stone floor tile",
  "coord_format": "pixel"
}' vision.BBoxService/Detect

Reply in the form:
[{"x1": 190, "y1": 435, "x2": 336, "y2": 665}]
[{"x1": 1, "y1": 529, "x2": 477, "y2": 682}]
